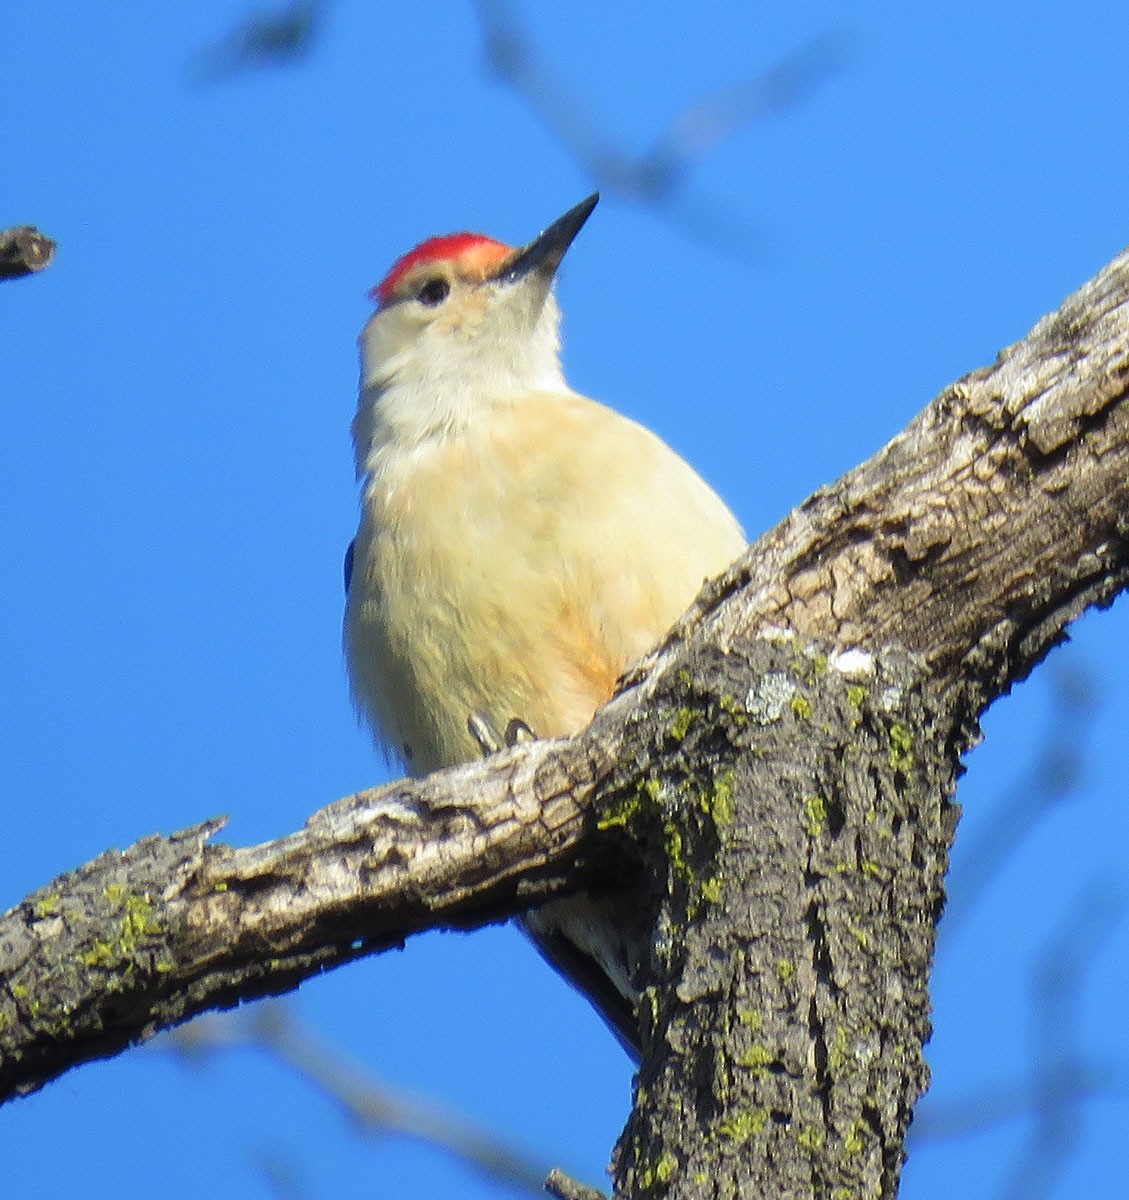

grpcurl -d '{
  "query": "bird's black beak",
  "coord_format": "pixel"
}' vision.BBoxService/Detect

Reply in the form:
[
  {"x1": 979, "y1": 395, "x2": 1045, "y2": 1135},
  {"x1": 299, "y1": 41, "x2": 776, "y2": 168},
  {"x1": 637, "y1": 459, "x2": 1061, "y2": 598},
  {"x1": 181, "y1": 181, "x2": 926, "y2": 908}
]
[{"x1": 495, "y1": 194, "x2": 599, "y2": 284}]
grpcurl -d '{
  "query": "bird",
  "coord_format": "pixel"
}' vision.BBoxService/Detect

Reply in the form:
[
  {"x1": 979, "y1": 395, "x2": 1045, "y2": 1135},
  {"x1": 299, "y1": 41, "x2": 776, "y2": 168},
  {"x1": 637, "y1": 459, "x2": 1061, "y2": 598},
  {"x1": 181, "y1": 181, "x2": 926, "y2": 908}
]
[{"x1": 344, "y1": 194, "x2": 746, "y2": 1056}]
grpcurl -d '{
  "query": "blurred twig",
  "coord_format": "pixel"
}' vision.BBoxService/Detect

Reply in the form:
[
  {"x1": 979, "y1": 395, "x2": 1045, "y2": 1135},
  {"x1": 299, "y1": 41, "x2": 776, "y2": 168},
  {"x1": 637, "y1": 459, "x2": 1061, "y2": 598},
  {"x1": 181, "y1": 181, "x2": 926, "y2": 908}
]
[
  {"x1": 475, "y1": 0, "x2": 849, "y2": 255},
  {"x1": 940, "y1": 662, "x2": 1098, "y2": 942},
  {"x1": 0, "y1": 226, "x2": 56, "y2": 280},
  {"x1": 191, "y1": 0, "x2": 324, "y2": 82},
  {"x1": 912, "y1": 659, "x2": 1127, "y2": 1191},
  {"x1": 167, "y1": 1004, "x2": 553, "y2": 1197},
  {"x1": 545, "y1": 1167, "x2": 609, "y2": 1200},
  {"x1": 913, "y1": 882, "x2": 1127, "y2": 1196},
  {"x1": 254, "y1": 1152, "x2": 311, "y2": 1200},
  {"x1": 997, "y1": 886, "x2": 1127, "y2": 1200},
  {"x1": 910, "y1": 1063, "x2": 1124, "y2": 1142}
]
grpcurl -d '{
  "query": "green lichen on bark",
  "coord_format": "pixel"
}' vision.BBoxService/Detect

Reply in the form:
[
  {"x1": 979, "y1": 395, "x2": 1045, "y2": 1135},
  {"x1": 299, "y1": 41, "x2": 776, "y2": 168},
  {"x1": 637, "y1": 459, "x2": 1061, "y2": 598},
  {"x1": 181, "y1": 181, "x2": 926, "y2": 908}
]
[
  {"x1": 612, "y1": 637, "x2": 960, "y2": 1199},
  {"x1": 0, "y1": 825, "x2": 217, "y2": 1096}
]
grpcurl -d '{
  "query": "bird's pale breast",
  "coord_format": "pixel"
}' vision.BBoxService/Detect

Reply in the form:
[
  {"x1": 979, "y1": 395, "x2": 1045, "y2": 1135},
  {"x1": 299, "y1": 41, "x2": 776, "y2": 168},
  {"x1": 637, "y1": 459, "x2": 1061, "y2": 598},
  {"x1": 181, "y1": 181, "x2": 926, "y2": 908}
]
[{"x1": 345, "y1": 389, "x2": 745, "y2": 776}]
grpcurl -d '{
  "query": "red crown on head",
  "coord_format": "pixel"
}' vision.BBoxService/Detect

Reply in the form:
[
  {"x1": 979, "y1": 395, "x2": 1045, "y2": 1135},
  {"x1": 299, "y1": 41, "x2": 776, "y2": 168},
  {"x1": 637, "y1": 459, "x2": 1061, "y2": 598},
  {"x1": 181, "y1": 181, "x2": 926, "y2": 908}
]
[{"x1": 372, "y1": 233, "x2": 512, "y2": 306}]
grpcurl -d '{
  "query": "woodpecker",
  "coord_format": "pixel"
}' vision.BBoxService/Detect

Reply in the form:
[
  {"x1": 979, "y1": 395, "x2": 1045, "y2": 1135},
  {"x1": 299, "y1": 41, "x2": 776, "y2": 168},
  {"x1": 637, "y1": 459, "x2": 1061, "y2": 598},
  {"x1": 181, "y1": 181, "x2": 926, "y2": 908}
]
[{"x1": 344, "y1": 195, "x2": 746, "y2": 1055}]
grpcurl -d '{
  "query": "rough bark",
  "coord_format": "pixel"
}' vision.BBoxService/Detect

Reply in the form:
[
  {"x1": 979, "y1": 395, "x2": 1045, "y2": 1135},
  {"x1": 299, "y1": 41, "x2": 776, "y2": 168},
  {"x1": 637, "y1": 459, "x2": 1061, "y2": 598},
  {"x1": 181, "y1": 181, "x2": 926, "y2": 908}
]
[
  {"x1": 0, "y1": 740, "x2": 619, "y2": 1101},
  {"x1": 0, "y1": 226, "x2": 55, "y2": 279},
  {"x1": 3, "y1": 247, "x2": 1129, "y2": 1198},
  {"x1": 608, "y1": 249, "x2": 1129, "y2": 1197},
  {"x1": 611, "y1": 640, "x2": 956, "y2": 1198}
]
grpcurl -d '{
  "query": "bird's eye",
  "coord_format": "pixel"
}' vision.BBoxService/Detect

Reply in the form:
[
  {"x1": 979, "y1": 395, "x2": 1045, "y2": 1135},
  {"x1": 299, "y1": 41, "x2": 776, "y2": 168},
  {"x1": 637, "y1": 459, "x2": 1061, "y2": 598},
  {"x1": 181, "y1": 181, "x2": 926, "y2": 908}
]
[{"x1": 417, "y1": 278, "x2": 450, "y2": 306}]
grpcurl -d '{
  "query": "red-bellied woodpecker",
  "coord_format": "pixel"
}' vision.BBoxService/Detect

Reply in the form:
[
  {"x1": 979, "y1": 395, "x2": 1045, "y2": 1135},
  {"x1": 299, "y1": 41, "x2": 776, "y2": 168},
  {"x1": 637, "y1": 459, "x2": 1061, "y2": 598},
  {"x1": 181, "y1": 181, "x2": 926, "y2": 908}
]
[{"x1": 344, "y1": 195, "x2": 746, "y2": 1055}]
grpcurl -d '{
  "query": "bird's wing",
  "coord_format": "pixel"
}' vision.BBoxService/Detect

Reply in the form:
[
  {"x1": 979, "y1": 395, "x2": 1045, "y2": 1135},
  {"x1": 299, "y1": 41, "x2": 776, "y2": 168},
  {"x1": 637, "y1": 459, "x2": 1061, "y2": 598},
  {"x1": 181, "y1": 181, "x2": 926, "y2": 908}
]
[{"x1": 343, "y1": 538, "x2": 355, "y2": 594}]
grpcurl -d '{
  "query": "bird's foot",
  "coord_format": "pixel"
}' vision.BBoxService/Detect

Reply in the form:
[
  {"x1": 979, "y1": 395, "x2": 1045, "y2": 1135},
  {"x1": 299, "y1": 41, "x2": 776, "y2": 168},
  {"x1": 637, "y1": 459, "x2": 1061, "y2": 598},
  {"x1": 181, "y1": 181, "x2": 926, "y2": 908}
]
[
  {"x1": 504, "y1": 718, "x2": 536, "y2": 747},
  {"x1": 467, "y1": 713, "x2": 538, "y2": 758},
  {"x1": 468, "y1": 712, "x2": 502, "y2": 757}
]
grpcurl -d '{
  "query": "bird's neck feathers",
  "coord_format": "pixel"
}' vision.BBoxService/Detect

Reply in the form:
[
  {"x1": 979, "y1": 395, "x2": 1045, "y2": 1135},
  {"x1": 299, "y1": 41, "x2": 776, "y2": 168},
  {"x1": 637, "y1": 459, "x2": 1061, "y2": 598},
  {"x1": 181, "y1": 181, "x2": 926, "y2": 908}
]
[{"x1": 353, "y1": 294, "x2": 568, "y2": 477}]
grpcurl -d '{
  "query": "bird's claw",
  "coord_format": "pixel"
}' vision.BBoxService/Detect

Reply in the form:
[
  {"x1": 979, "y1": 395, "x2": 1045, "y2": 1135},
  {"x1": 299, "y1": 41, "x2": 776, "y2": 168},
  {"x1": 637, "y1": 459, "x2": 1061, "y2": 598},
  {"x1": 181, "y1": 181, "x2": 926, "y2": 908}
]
[
  {"x1": 504, "y1": 718, "x2": 536, "y2": 747},
  {"x1": 468, "y1": 714, "x2": 538, "y2": 758},
  {"x1": 468, "y1": 713, "x2": 502, "y2": 757}
]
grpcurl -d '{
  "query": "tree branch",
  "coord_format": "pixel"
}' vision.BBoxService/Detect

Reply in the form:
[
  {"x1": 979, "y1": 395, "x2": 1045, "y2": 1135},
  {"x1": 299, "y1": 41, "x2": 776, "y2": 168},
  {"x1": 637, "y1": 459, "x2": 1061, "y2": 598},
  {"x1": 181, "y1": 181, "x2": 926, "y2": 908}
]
[
  {"x1": 0, "y1": 226, "x2": 56, "y2": 280},
  {"x1": 169, "y1": 1006, "x2": 553, "y2": 1196},
  {"x1": 0, "y1": 738, "x2": 618, "y2": 1101},
  {"x1": 635, "y1": 244, "x2": 1129, "y2": 704},
  {"x1": 605, "y1": 251, "x2": 1129, "y2": 1197},
  {"x1": 474, "y1": 1, "x2": 848, "y2": 253}
]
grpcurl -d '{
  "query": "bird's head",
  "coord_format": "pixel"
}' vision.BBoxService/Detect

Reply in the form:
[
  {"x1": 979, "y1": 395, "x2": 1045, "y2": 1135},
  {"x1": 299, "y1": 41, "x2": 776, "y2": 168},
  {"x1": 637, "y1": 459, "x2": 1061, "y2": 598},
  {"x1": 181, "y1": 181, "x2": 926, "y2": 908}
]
[{"x1": 357, "y1": 195, "x2": 598, "y2": 449}]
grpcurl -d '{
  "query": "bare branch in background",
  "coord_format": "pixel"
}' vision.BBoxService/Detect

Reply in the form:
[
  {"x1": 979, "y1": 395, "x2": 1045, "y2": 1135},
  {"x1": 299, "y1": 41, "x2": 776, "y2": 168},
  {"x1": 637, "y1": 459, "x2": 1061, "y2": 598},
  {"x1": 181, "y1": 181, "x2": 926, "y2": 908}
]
[
  {"x1": 1000, "y1": 886, "x2": 1127, "y2": 1200},
  {"x1": 546, "y1": 1167, "x2": 611, "y2": 1200},
  {"x1": 475, "y1": 0, "x2": 849, "y2": 254},
  {"x1": 912, "y1": 885, "x2": 1127, "y2": 1194},
  {"x1": 912, "y1": 668, "x2": 1125, "y2": 1176},
  {"x1": 940, "y1": 662, "x2": 1099, "y2": 942},
  {"x1": 0, "y1": 226, "x2": 56, "y2": 281},
  {"x1": 191, "y1": 0, "x2": 325, "y2": 83},
  {"x1": 168, "y1": 1005, "x2": 553, "y2": 1197},
  {"x1": 254, "y1": 1153, "x2": 310, "y2": 1200},
  {"x1": 910, "y1": 1065, "x2": 1125, "y2": 1142}
]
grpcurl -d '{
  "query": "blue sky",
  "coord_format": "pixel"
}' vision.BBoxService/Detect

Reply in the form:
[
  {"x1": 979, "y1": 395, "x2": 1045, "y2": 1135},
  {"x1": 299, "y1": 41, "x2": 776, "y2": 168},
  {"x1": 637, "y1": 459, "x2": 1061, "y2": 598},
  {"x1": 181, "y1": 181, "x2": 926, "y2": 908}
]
[{"x1": 4, "y1": 3, "x2": 1128, "y2": 1197}]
